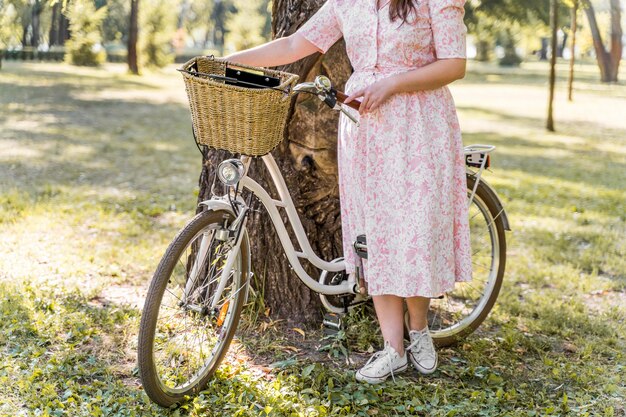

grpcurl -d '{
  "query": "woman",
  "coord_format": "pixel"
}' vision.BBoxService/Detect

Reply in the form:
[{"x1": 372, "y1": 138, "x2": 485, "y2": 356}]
[{"x1": 225, "y1": 0, "x2": 472, "y2": 384}]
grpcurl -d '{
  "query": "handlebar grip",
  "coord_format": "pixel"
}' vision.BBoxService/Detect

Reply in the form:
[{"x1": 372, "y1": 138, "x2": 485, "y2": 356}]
[{"x1": 335, "y1": 90, "x2": 361, "y2": 111}]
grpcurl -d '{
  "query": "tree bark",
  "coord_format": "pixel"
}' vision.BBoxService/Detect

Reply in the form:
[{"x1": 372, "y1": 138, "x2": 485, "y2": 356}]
[
  {"x1": 196, "y1": 0, "x2": 352, "y2": 325},
  {"x1": 128, "y1": 0, "x2": 140, "y2": 75},
  {"x1": 547, "y1": 0, "x2": 558, "y2": 132}
]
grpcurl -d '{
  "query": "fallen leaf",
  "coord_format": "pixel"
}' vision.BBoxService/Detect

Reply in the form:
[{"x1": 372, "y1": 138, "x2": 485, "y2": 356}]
[{"x1": 563, "y1": 342, "x2": 577, "y2": 353}]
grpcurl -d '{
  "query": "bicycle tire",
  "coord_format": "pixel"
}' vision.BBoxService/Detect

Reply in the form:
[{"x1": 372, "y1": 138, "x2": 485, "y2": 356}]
[
  {"x1": 425, "y1": 175, "x2": 507, "y2": 347},
  {"x1": 138, "y1": 209, "x2": 250, "y2": 407}
]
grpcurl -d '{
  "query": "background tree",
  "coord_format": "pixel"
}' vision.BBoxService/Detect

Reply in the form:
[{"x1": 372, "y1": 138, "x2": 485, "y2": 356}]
[
  {"x1": 127, "y1": 0, "x2": 139, "y2": 74},
  {"x1": 465, "y1": 0, "x2": 553, "y2": 65},
  {"x1": 24, "y1": 0, "x2": 45, "y2": 48},
  {"x1": 101, "y1": 0, "x2": 128, "y2": 45},
  {"x1": 185, "y1": 0, "x2": 215, "y2": 49},
  {"x1": 197, "y1": 0, "x2": 352, "y2": 324},
  {"x1": 64, "y1": 0, "x2": 107, "y2": 66},
  {"x1": 582, "y1": 0, "x2": 622, "y2": 82},
  {"x1": 498, "y1": 25, "x2": 523, "y2": 66},
  {"x1": 0, "y1": 0, "x2": 26, "y2": 51},
  {"x1": 547, "y1": 0, "x2": 559, "y2": 131},
  {"x1": 211, "y1": 0, "x2": 232, "y2": 54},
  {"x1": 567, "y1": 0, "x2": 579, "y2": 100},
  {"x1": 139, "y1": 0, "x2": 175, "y2": 68},
  {"x1": 49, "y1": 1, "x2": 71, "y2": 47},
  {"x1": 224, "y1": 0, "x2": 267, "y2": 51}
]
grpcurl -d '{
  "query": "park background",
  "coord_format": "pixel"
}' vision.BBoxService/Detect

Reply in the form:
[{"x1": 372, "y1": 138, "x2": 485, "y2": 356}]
[{"x1": 1, "y1": 0, "x2": 625, "y2": 416}]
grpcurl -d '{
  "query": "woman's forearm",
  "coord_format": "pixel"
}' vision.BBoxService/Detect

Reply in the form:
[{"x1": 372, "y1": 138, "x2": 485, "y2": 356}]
[
  {"x1": 223, "y1": 34, "x2": 319, "y2": 67},
  {"x1": 389, "y1": 58, "x2": 466, "y2": 94}
]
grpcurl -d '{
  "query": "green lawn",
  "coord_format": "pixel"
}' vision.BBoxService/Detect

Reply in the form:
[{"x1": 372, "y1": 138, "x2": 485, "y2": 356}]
[{"x1": 0, "y1": 60, "x2": 624, "y2": 417}]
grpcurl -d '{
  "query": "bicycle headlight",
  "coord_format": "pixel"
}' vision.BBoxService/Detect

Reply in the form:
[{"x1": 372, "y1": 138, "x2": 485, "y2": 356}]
[{"x1": 217, "y1": 159, "x2": 245, "y2": 186}]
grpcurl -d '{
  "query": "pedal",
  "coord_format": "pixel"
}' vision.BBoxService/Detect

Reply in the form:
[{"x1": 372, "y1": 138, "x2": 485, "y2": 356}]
[{"x1": 322, "y1": 312, "x2": 343, "y2": 336}]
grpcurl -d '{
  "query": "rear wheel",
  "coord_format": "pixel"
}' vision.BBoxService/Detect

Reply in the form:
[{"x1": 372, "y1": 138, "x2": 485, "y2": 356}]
[
  {"x1": 424, "y1": 175, "x2": 506, "y2": 347},
  {"x1": 138, "y1": 209, "x2": 250, "y2": 407}
]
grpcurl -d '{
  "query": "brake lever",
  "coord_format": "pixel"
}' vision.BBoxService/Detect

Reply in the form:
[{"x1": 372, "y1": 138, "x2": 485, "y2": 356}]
[
  {"x1": 337, "y1": 104, "x2": 359, "y2": 125},
  {"x1": 318, "y1": 92, "x2": 359, "y2": 125}
]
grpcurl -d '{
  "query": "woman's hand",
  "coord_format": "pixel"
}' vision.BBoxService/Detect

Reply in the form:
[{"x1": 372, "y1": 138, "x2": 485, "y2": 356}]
[{"x1": 344, "y1": 77, "x2": 398, "y2": 114}]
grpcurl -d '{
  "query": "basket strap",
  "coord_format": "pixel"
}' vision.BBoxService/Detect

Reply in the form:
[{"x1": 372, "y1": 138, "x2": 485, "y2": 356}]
[{"x1": 178, "y1": 68, "x2": 292, "y2": 95}]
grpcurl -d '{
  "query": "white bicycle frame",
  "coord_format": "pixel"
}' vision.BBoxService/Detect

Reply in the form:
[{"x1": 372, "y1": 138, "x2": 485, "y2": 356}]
[
  {"x1": 238, "y1": 154, "x2": 355, "y2": 296},
  {"x1": 185, "y1": 143, "x2": 503, "y2": 304}
]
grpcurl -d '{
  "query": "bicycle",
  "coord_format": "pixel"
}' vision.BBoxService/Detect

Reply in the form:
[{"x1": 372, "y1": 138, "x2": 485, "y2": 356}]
[{"x1": 137, "y1": 72, "x2": 511, "y2": 406}]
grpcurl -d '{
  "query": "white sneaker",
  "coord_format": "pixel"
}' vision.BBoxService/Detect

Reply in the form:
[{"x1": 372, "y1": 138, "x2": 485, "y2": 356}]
[
  {"x1": 355, "y1": 341, "x2": 408, "y2": 384},
  {"x1": 406, "y1": 328, "x2": 438, "y2": 374}
]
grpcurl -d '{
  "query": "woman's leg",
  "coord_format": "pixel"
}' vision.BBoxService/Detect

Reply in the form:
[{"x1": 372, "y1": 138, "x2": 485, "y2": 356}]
[
  {"x1": 405, "y1": 296, "x2": 430, "y2": 331},
  {"x1": 372, "y1": 295, "x2": 405, "y2": 356}
]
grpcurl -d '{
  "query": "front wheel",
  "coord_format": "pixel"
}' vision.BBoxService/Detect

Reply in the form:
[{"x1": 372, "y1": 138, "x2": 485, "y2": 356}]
[
  {"x1": 425, "y1": 175, "x2": 507, "y2": 347},
  {"x1": 137, "y1": 209, "x2": 251, "y2": 407}
]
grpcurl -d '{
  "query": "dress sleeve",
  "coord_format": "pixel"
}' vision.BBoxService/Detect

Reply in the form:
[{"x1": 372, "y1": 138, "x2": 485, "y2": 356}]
[
  {"x1": 295, "y1": 0, "x2": 343, "y2": 54},
  {"x1": 428, "y1": 0, "x2": 467, "y2": 59}
]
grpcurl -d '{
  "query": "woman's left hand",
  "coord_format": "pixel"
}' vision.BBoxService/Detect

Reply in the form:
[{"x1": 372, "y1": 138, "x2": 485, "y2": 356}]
[{"x1": 344, "y1": 77, "x2": 398, "y2": 114}]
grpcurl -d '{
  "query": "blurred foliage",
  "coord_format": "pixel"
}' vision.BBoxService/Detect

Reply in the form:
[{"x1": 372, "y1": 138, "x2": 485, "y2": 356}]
[
  {"x1": 225, "y1": 0, "x2": 270, "y2": 51},
  {"x1": 0, "y1": 0, "x2": 621, "y2": 75},
  {"x1": 139, "y1": 0, "x2": 176, "y2": 68},
  {"x1": 64, "y1": 0, "x2": 107, "y2": 66},
  {"x1": 101, "y1": 0, "x2": 129, "y2": 44},
  {"x1": 184, "y1": 0, "x2": 217, "y2": 49},
  {"x1": 0, "y1": 1, "x2": 23, "y2": 49},
  {"x1": 465, "y1": 0, "x2": 552, "y2": 27}
]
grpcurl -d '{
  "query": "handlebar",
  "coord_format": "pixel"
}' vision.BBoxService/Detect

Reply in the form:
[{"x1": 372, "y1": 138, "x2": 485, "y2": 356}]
[
  {"x1": 334, "y1": 90, "x2": 361, "y2": 111},
  {"x1": 293, "y1": 76, "x2": 361, "y2": 123}
]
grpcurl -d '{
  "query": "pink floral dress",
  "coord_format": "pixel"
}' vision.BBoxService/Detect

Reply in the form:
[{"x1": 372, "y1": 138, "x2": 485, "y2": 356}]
[{"x1": 296, "y1": 0, "x2": 472, "y2": 297}]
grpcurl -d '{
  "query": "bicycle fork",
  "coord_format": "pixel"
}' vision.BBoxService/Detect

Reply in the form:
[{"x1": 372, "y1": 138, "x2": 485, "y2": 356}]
[{"x1": 182, "y1": 205, "x2": 250, "y2": 310}]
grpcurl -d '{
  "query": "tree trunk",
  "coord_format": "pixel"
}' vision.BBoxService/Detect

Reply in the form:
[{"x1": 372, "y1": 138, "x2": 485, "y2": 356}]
[
  {"x1": 547, "y1": 0, "x2": 558, "y2": 132},
  {"x1": 476, "y1": 39, "x2": 491, "y2": 62},
  {"x1": 212, "y1": 1, "x2": 227, "y2": 54},
  {"x1": 128, "y1": 0, "x2": 140, "y2": 75},
  {"x1": 49, "y1": 3, "x2": 60, "y2": 47},
  {"x1": 22, "y1": 25, "x2": 28, "y2": 48},
  {"x1": 582, "y1": 0, "x2": 622, "y2": 82},
  {"x1": 539, "y1": 37, "x2": 549, "y2": 61},
  {"x1": 608, "y1": 0, "x2": 622, "y2": 81},
  {"x1": 568, "y1": 1, "x2": 578, "y2": 102},
  {"x1": 58, "y1": 2, "x2": 71, "y2": 46},
  {"x1": 30, "y1": 1, "x2": 42, "y2": 48},
  {"x1": 196, "y1": 0, "x2": 352, "y2": 325}
]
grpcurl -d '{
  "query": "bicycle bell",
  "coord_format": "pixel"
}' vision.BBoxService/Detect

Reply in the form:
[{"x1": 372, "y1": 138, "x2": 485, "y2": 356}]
[
  {"x1": 314, "y1": 75, "x2": 332, "y2": 93},
  {"x1": 217, "y1": 159, "x2": 245, "y2": 186}
]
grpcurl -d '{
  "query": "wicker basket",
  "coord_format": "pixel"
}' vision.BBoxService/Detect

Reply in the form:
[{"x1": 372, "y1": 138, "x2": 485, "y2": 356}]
[{"x1": 179, "y1": 56, "x2": 299, "y2": 156}]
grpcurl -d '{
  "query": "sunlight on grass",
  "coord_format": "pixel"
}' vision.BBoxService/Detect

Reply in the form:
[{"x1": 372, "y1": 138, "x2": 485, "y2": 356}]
[{"x1": 1, "y1": 60, "x2": 625, "y2": 416}]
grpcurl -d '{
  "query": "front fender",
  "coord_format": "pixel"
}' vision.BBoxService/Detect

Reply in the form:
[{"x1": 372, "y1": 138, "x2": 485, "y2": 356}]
[{"x1": 198, "y1": 197, "x2": 238, "y2": 215}]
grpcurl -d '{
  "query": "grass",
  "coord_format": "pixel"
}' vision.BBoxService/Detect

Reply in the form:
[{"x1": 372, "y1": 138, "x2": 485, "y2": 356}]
[{"x1": 1, "y1": 59, "x2": 625, "y2": 416}]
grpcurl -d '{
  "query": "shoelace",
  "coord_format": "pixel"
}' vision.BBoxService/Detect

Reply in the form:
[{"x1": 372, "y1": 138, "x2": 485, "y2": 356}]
[
  {"x1": 406, "y1": 331, "x2": 436, "y2": 362},
  {"x1": 363, "y1": 342, "x2": 398, "y2": 382}
]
